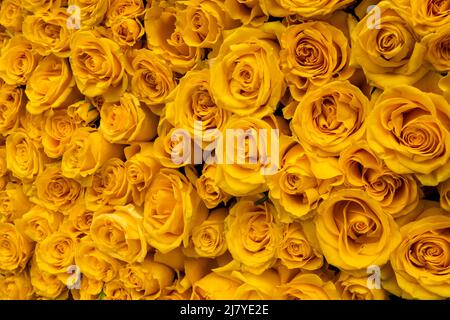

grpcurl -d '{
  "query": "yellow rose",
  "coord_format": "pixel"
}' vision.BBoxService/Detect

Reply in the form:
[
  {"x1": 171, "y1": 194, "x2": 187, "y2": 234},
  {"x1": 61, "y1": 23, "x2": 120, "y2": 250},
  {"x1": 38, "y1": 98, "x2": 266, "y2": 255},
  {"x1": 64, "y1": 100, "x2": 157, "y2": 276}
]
[
  {"x1": 18, "y1": 111, "x2": 44, "y2": 143},
  {"x1": 0, "y1": 146, "x2": 7, "y2": 177},
  {"x1": 90, "y1": 205, "x2": 147, "y2": 264},
  {"x1": 70, "y1": 30, "x2": 128, "y2": 102},
  {"x1": 6, "y1": 129, "x2": 47, "y2": 181},
  {"x1": 85, "y1": 158, "x2": 131, "y2": 211},
  {"x1": 0, "y1": 271, "x2": 33, "y2": 300},
  {"x1": 225, "y1": 195, "x2": 283, "y2": 275},
  {"x1": 22, "y1": 9, "x2": 73, "y2": 57},
  {"x1": 0, "y1": 222, "x2": 33, "y2": 273},
  {"x1": 125, "y1": 48, "x2": 176, "y2": 115},
  {"x1": 26, "y1": 55, "x2": 81, "y2": 114},
  {"x1": 30, "y1": 256, "x2": 67, "y2": 299},
  {"x1": 124, "y1": 143, "x2": 161, "y2": 206},
  {"x1": 0, "y1": 182, "x2": 32, "y2": 222},
  {"x1": 73, "y1": 276, "x2": 103, "y2": 300},
  {"x1": 33, "y1": 164, "x2": 83, "y2": 212},
  {"x1": 290, "y1": 81, "x2": 369, "y2": 157},
  {"x1": 0, "y1": 0, "x2": 23, "y2": 33},
  {"x1": 42, "y1": 109, "x2": 79, "y2": 158},
  {"x1": 62, "y1": 201, "x2": 93, "y2": 238},
  {"x1": 214, "y1": 116, "x2": 278, "y2": 197},
  {"x1": 232, "y1": 270, "x2": 283, "y2": 299},
  {"x1": 68, "y1": 0, "x2": 109, "y2": 27},
  {"x1": 423, "y1": 24, "x2": 450, "y2": 72},
  {"x1": 103, "y1": 279, "x2": 133, "y2": 300},
  {"x1": 67, "y1": 100, "x2": 99, "y2": 127},
  {"x1": 119, "y1": 257, "x2": 175, "y2": 300},
  {"x1": 280, "y1": 272, "x2": 341, "y2": 300},
  {"x1": 267, "y1": 136, "x2": 343, "y2": 221},
  {"x1": 315, "y1": 189, "x2": 401, "y2": 271},
  {"x1": 339, "y1": 142, "x2": 421, "y2": 218},
  {"x1": 0, "y1": 79, "x2": 24, "y2": 136},
  {"x1": 165, "y1": 68, "x2": 230, "y2": 148},
  {"x1": 278, "y1": 222, "x2": 324, "y2": 271},
  {"x1": 196, "y1": 164, "x2": 231, "y2": 209},
  {"x1": 99, "y1": 93, "x2": 158, "y2": 144},
  {"x1": 0, "y1": 35, "x2": 40, "y2": 86},
  {"x1": 106, "y1": 0, "x2": 145, "y2": 25},
  {"x1": 260, "y1": 0, "x2": 354, "y2": 18},
  {"x1": 350, "y1": 1, "x2": 428, "y2": 89},
  {"x1": 110, "y1": 18, "x2": 145, "y2": 47},
  {"x1": 143, "y1": 168, "x2": 208, "y2": 253},
  {"x1": 187, "y1": 208, "x2": 228, "y2": 258},
  {"x1": 336, "y1": 272, "x2": 387, "y2": 300},
  {"x1": 35, "y1": 230, "x2": 76, "y2": 279},
  {"x1": 438, "y1": 179, "x2": 450, "y2": 212},
  {"x1": 390, "y1": 208, "x2": 450, "y2": 299},
  {"x1": 223, "y1": 0, "x2": 267, "y2": 26},
  {"x1": 75, "y1": 236, "x2": 122, "y2": 282},
  {"x1": 367, "y1": 85, "x2": 450, "y2": 186},
  {"x1": 15, "y1": 205, "x2": 63, "y2": 242},
  {"x1": 280, "y1": 21, "x2": 353, "y2": 100},
  {"x1": 177, "y1": 0, "x2": 238, "y2": 48},
  {"x1": 0, "y1": 25, "x2": 10, "y2": 47},
  {"x1": 392, "y1": 0, "x2": 450, "y2": 36},
  {"x1": 210, "y1": 24, "x2": 285, "y2": 117},
  {"x1": 191, "y1": 272, "x2": 241, "y2": 299},
  {"x1": 61, "y1": 127, "x2": 123, "y2": 180},
  {"x1": 144, "y1": 4, "x2": 204, "y2": 74},
  {"x1": 22, "y1": 0, "x2": 62, "y2": 12}
]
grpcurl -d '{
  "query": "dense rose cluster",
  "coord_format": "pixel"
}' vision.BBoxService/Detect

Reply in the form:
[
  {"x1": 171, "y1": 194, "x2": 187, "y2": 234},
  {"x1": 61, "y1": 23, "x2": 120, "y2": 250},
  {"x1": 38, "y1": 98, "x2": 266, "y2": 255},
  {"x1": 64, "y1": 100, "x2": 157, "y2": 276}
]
[{"x1": 0, "y1": 0, "x2": 450, "y2": 300}]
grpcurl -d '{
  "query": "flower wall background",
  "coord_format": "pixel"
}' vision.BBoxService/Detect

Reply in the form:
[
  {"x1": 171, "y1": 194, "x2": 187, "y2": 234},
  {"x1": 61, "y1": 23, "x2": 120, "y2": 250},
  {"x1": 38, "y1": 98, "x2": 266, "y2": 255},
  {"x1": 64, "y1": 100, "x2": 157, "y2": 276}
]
[{"x1": 0, "y1": 0, "x2": 450, "y2": 300}]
